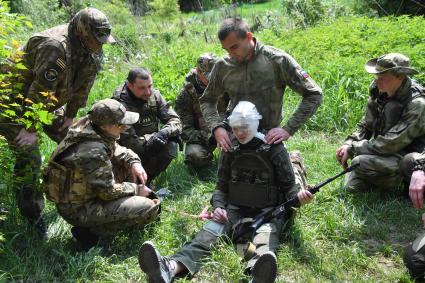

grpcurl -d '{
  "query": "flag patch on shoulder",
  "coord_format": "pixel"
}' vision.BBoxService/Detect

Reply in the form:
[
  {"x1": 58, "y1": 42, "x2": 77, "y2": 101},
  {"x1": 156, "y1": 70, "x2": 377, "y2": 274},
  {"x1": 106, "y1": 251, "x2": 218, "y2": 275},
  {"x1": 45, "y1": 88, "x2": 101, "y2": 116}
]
[{"x1": 300, "y1": 70, "x2": 309, "y2": 79}]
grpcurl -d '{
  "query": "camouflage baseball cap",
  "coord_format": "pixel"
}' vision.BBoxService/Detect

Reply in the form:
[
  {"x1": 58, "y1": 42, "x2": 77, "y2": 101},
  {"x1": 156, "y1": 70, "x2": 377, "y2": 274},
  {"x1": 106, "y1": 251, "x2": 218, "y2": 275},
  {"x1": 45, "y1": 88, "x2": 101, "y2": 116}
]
[
  {"x1": 197, "y1": 53, "x2": 217, "y2": 78},
  {"x1": 89, "y1": 99, "x2": 139, "y2": 126},
  {"x1": 365, "y1": 53, "x2": 418, "y2": 75},
  {"x1": 73, "y1": 8, "x2": 115, "y2": 44}
]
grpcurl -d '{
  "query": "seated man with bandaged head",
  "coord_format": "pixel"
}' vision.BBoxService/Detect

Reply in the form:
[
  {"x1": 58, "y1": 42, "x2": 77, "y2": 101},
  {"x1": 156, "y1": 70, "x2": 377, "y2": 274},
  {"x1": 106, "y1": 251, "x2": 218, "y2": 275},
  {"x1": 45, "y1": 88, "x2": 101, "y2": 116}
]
[{"x1": 138, "y1": 101, "x2": 313, "y2": 283}]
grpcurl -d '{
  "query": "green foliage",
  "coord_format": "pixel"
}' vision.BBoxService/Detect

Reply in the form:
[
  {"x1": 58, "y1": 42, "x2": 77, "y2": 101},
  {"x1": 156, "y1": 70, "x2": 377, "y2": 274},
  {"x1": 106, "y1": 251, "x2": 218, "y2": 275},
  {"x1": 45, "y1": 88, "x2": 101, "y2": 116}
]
[
  {"x1": 281, "y1": 0, "x2": 352, "y2": 28},
  {"x1": 350, "y1": 0, "x2": 425, "y2": 16},
  {"x1": 149, "y1": 0, "x2": 180, "y2": 18},
  {"x1": 6, "y1": 0, "x2": 68, "y2": 31}
]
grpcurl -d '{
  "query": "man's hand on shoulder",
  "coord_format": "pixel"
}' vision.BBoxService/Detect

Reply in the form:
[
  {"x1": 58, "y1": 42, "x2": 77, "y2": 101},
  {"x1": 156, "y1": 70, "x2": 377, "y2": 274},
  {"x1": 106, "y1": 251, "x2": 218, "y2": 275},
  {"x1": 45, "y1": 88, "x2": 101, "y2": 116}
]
[
  {"x1": 265, "y1": 128, "x2": 291, "y2": 144},
  {"x1": 410, "y1": 170, "x2": 425, "y2": 209},
  {"x1": 214, "y1": 127, "x2": 231, "y2": 152}
]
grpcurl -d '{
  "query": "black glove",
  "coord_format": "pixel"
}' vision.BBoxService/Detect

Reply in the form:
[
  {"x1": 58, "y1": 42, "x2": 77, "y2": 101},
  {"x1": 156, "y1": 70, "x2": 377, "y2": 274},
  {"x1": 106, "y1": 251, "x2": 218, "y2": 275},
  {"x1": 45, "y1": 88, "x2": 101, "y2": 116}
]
[{"x1": 146, "y1": 130, "x2": 168, "y2": 151}]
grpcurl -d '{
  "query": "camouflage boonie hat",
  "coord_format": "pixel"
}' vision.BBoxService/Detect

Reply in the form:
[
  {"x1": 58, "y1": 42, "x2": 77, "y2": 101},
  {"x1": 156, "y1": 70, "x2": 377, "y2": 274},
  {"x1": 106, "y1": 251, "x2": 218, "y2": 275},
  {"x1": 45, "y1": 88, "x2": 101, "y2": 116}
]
[
  {"x1": 73, "y1": 8, "x2": 115, "y2": 44},
  {"x1": 365, "y1": 53, "x2": 418, "y2": 75},
  {"x1": 89, "y1": 99, "x2": 139, "y2": 126},
  {"x1": 197, "y1": 53, "x2": 217, "y2": 78}
]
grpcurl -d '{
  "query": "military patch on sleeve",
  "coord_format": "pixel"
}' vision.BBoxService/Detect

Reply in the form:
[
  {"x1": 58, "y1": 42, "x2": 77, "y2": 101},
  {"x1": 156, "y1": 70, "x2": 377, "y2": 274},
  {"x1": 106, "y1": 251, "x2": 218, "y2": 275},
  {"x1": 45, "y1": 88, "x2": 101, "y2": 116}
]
[
  {"x1": 44, "y1": 69, "x2": 58, "y2": 82},
  {"x1": 55, "y1": 58, "x2": 66, "y2": 70},
  {"x1": 300, "y1": 70, "x2": 310, "y2": 80}
]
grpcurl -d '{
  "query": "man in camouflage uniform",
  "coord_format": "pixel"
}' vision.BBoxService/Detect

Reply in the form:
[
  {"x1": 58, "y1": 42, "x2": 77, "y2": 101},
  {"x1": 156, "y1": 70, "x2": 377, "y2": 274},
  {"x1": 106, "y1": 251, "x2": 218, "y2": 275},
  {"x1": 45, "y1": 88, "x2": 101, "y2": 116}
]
[
  {"x1": 175, "y1": 53, "x2": 229, "y2": 167},
  {"x1": 113, "y1": 68, "x2": 182, "y2": 185},
  {"x1": 199, "y1": 17, "x2": 322, "y2": 152},
  {"x1": 0, "y1": 8, "x2": 115, "y2": 231},
  {"x1": 138, "y1": 101, "x2": 312, "y2": 283},
  {"x1": 45, "y1": 99, "x2": 160, "y2": 250},
  {"x1": 336, "y1": 53, "x2": 425, "y2": 192},
  {"x1": 403, "y1": 151, "x2": 425, "y2": 279}
]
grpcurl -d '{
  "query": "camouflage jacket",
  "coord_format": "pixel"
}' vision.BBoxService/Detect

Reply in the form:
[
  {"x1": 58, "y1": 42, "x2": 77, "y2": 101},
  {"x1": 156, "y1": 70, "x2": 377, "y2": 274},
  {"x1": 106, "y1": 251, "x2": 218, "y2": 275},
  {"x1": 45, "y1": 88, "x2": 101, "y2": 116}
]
[
  {"x1": 211, "y1": 137, "x2": 298, "y2": 210},
  {"x1": 113, "y1": 83, "x2": 182, "y2": 153},
  {"x1": 200, "y1": 39, "x2": 322, "y2": 134},
  {"x1": 175, "y1": 69, "x2": 228, "y2": 145},
  {"x1": 46, "y1": 116, "x2": 140, "y2": 204},
  {"x1": 17, "y1": 24, "x2": 101, "y2": 122},
  {"x1": 344, "y1": 78, "x2": 425, "y2": 156}
]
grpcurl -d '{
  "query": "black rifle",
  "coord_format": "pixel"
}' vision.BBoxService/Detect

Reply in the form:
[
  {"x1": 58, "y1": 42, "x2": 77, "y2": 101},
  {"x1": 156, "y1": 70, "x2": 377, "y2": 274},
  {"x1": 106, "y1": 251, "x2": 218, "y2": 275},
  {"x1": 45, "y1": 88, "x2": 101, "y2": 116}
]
[{"x1": 231, "y1": 163, "x2": 359, "y2": 241}]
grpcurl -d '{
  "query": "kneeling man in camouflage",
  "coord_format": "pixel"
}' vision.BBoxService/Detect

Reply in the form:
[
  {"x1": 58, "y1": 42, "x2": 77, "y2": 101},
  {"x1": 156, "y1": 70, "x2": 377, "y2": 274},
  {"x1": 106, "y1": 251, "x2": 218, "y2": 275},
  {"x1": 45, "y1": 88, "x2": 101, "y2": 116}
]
[{"x1": 44, "y1": 99, "x2": 160, "y2": 249}]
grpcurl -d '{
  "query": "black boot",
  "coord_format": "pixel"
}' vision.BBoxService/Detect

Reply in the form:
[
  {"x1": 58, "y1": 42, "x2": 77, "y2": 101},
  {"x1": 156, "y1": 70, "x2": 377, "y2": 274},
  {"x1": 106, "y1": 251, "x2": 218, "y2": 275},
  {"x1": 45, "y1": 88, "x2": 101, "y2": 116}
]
[{"x1": 71, "y1": 226, "x2": 99, "y2": 251}]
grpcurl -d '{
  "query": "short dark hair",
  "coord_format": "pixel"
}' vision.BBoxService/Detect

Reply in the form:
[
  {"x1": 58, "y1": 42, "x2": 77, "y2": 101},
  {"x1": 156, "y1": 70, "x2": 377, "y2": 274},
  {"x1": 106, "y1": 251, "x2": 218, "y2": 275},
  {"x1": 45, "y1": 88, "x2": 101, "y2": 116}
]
[
  {"x1": 218, "y1": 17, "x2": 250, "y2": 41},
  {"x1": 127, "y1": 67, "x2": 151, "y2": 83}
]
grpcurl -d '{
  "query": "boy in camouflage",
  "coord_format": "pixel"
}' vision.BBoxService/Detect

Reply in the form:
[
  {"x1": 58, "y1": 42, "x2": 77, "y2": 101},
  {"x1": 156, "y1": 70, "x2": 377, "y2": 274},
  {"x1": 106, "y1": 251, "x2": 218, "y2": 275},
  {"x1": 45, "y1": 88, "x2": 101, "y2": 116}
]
[
  {"x1": 138, "y1": 101, "x2": 313, "y2": 283},
  {"x1": 175, "y1": 53, "x2": 229, "y2": 167},
  {"x1": 44, "y1": 99, "x2": 160, "y2": 250},
  {"x1": 336, "y1": 53, "x2": 425, "y2": 192},
  {"x1": 0, "y1": 8, "x2": 115, "y2": 232}
]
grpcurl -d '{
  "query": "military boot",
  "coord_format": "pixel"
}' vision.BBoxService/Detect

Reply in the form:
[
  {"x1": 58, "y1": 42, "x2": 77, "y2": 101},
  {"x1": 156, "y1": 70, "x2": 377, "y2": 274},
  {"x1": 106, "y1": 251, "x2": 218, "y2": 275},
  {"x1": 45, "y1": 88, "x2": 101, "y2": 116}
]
[
  {"x1": 138, "y1": 241, "x2": 174, "y2": 283},
  {"x1": 71, "y1": 226, "x2": 99, "y2": 251},
  {"x1": 250, "y1": 252, "x2": 278, "y2": 283}
]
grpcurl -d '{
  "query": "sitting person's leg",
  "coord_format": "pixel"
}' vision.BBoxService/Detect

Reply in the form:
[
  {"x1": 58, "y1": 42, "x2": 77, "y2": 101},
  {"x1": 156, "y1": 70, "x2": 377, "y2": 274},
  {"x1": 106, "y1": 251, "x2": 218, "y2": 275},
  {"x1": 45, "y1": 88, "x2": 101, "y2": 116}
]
[
  {"x1": 345, "y1": 154, "x2": 402, "y2": 191},
  {"x1": 184, "y1": 143, "x2": 213, "y2": 168}
]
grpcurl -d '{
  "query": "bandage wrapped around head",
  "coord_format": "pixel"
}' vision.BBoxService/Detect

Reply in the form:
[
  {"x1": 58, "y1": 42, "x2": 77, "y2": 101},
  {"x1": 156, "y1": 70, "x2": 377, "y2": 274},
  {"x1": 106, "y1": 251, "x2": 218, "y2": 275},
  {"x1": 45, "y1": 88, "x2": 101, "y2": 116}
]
[{"x1": 228, "y1": 101, "x2": 262, "y2": 144}]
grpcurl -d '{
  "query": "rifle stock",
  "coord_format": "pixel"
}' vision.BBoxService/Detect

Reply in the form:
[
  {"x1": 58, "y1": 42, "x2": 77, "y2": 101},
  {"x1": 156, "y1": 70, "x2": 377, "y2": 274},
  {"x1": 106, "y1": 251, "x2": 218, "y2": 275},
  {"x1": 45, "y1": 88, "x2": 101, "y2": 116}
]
[{"x1": 231, "y1": 163, "x2": 359, "y2": 241}]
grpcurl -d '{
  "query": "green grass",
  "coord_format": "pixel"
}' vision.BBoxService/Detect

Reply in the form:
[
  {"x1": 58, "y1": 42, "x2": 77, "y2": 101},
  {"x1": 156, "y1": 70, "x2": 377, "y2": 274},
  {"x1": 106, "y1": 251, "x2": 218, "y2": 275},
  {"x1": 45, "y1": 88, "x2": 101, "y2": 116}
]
[
  {"x1": 2, "y1": 0, "x2": 425, "y2": 281},
  {"x1": 0, "y1": 132, "x2": 421, "y2": 282}
]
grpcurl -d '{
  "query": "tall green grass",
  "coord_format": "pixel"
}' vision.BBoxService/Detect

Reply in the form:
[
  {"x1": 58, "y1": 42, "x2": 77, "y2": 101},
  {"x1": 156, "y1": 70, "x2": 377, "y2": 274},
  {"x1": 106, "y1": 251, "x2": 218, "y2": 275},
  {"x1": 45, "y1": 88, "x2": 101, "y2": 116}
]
[{"x1": 2, "y1": 0, "x2": 425, "y2": 281}]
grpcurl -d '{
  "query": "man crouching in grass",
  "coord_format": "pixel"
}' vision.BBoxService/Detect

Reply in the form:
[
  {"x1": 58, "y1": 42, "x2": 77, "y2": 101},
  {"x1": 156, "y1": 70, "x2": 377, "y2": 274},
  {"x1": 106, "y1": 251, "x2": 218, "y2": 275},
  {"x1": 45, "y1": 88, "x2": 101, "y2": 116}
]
[{"x1": 138, "y1": 101, "x2": 313, "y2": 283}]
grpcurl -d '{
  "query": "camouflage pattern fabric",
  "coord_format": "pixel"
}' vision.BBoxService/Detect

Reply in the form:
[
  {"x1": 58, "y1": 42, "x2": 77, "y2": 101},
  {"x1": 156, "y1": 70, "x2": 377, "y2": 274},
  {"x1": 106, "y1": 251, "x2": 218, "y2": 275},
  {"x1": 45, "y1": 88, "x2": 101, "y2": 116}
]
[
  {"x1": 113, "y1": 83, "x2": 181, "y2": 180},
  {"x1": 169, "y1": 138, "x2": 306, "y2": 274},
  {"x1": 45, "y1": 117, "x2": 160, "y2": 235},
  {"x1": 0, "y1": 14, "x2": 105, "y2": 221},
  {"x1": 343, "y1": 78, "x2": 425, "y2": 190},
  {"x1": 199, "y1": 39, "x2": 322, "y2": 134},
  {"x1": 175, "y1": 69, "x2": 228, "y2": 167}
]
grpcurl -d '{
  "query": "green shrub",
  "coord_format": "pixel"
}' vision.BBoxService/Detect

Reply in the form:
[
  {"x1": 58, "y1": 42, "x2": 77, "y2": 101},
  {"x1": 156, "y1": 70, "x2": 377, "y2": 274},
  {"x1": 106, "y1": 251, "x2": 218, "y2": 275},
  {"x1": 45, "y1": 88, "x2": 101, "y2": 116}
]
[
  {"x1": 149, "y1": 0, "x2": 180, "y2": 18},
  {"x1": 350, "y1": 0, "x2": 425, "y2": 16},
  {"x1": 281, "y1": 0, "x2": 352, "y2": 28}
]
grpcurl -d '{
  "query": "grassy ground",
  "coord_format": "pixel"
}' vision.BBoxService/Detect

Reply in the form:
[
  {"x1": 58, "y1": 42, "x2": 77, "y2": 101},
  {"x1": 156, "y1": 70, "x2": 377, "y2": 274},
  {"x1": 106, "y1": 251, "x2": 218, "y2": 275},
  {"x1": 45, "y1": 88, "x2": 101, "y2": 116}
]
[
  {"x1": 0, "y1": 131, "x2": 421, "y2": 282},
  {"x1": 2, "y1": 0, "x2": 425, "y2": 281}
]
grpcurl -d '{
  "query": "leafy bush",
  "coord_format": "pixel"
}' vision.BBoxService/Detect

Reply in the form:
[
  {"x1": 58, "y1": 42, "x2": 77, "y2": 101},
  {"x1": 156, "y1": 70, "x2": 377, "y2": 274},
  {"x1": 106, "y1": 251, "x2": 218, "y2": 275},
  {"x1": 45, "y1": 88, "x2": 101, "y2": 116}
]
[
  {"x1": 281, "y1": 0, "x2": 352, "y2": 28},
  {"x1": 149, "y1": 0, "x2": 180, "y2": 18},
  {"x1": 350, "y1": 0, "x2": 425, "y2": 16}
]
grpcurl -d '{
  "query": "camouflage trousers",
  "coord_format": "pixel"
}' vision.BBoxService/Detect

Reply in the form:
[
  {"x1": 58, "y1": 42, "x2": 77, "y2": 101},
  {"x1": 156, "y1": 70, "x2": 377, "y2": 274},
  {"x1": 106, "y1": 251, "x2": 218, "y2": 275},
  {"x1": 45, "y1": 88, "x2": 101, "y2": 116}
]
[
  {"x1": 0, "y1": 123, "x2": 43, "y2": 222},
  {"x1": 0, "y1": 108, "x2": 70, "y2": 222},
  {"x1": 344, "y1": 153, "x2": 418, "y2": 191},
  {"x1": 140, "y1": 141, "x2": 178, "y2": 183},
  {"x1": 184, "y1": 143, "x2": 215, "y2": 168},
  {"x1": 56, "y1": 166, "x2": 160, "y2": 236},
  {"x1": 171, "y1": 161, "x2": 307, "y2": 275}
]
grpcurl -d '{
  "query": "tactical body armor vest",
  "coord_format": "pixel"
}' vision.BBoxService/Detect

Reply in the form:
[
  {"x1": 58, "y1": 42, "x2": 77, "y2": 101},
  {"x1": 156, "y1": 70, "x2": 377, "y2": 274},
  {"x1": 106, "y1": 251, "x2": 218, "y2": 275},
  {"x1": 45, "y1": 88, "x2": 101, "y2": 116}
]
[
  {"x1": 113, "y1": 84, "x2": 160, "y2": 136},
  {"x1": 228, "y1": 144, "x2": 279, "y2": 208},
  {"x1": 44, "y1": 119, "x2": 112, "y2": 204}
]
